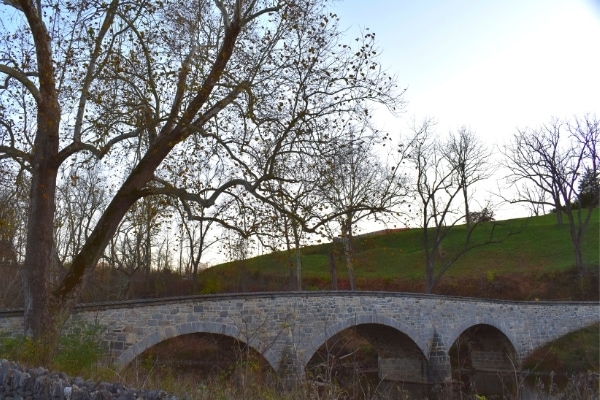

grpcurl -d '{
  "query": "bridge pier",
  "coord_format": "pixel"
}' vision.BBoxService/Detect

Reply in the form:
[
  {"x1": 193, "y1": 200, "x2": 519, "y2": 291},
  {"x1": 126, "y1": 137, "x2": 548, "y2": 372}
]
[
  {"x1": 277, "y1": 346, "x2": 306, "y2": 389},
  {"x1": 428, "y1": 329, "x2": 452, "y2": 383},
  {"x1": 377, "y1": 328, "x2": 451, "y2": 385}
]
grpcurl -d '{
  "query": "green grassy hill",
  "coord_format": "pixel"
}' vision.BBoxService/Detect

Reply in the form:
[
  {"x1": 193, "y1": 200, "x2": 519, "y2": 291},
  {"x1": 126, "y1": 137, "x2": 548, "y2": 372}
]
[{"x1": 198, "y1": 211, "x2": 599, "y2": 300}]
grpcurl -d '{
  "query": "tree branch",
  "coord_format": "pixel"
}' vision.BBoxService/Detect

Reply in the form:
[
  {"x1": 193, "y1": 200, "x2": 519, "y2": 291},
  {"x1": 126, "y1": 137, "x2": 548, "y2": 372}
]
[{"x1": 0, "y1": 64, "x2": 41, "y2": 103}]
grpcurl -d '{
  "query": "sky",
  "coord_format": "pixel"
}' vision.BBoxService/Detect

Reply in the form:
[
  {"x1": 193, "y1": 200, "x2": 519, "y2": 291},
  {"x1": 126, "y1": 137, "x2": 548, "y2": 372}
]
[{"x1": 327, "y1": 0, "x2": 600, "y2": 221}]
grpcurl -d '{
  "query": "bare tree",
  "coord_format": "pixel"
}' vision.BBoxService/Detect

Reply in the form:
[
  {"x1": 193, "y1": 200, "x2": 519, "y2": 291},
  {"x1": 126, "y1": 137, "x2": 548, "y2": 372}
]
[
  {"x1": 317, "y1": 126, "x2": 410, "y2": 290},
  {"x1": 502, "y1": 114, "x2": 598, "y2": 274},
  {"x1": 0, "y1": 165, "x2": 28, "y2": 308},
  {"x1": 0, "y1": 164, "x2": 29, "y2": 264},
  {"x1": 0, "y1": 181, "x2": 24, "y2": 308},
  {"x1": 100, "y1": 196, "x2": 166, "y2": 299},
  {"x1": 410, "y1": 119, "x2": 462, "y2": 293},
  {"x1": 564, "y1": 116, "x2": 598, "y2": 274},
  {"x1": 408, "y1": 119, "x2": 515, "y2": 293},
  {"x1": 0, "y1": 0, "x2": 402, "y2": 357},
  {"x1": 54, "y1": 163, "x2": 107, "y2": 270},
  {"x1": 443, "y1": 126, "x2": 493, "y2": 231},
  {"x1": 259, "y1": 182, "x2": 312, "y2": 291},
  {"x1": 173, "y1": 197, "x2": 223, "y2": 293},
  {"x1": 502, "y1": 118, "x2": 568, "y2": 225},
  {"x1": 256, "y1": 148, "x2": 326, "y2": 291}
]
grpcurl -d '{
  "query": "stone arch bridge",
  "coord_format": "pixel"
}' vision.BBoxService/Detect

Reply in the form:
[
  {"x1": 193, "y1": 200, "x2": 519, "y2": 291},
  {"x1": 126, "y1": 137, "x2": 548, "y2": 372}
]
[{"x1": 0, "y1": 292, "x2": 598, "y2": 386}]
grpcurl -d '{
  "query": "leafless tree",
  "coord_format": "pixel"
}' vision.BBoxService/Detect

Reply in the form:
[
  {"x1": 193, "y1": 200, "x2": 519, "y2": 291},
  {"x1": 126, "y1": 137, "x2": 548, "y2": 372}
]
[
  {"x1": 408, "y1": 119, "x2": 515, "y2": 293},
  {"x1": 0, "y1": 164, "x2": 29, "y2": 263},
  {"x1": 173, "y1": 197, "x2": 223, "y2": 293},
  {"x1": 409, "y1": 119, "x2": 462, "y2": 293},
  {"x1": 258, "y1": 181, "x2": 313, "y2": 291},
  {"x1": 0, "y1": 165, "x2": 28, "y2": 308},
  {"x1": 99, "y1": 196, "x2": 167, "y2": 299},
  {"x1": 502, "y1": 118, "x2": 568, "y2": 225},
  {"x1": 442, "y1": 126, "x2": 493, "y2": 230},
  {"x1": 255, "y1": 145, "x2": 328, "y2": 291},
  {"x1": 502, "y1": 114, "x2": 598, "y2": 274},
  {"x1": 0, "y1": 183, "x2": 24, "y2": 308},
  {"x1": 317, "y1": 126, "x2": 411, "y2": 290},
  {"x1": 54, "y1": 163, "x2": 107, "y2": 270}
]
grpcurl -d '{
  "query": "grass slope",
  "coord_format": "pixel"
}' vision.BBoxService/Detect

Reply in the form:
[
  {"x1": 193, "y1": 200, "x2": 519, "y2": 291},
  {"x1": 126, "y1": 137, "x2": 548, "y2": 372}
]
[
  {"x1": 199, "y1": 210, "x2": 599, "y2": 299},
  {"x1": 523, "y1": 323, "x2": 599, "y2": 386}
]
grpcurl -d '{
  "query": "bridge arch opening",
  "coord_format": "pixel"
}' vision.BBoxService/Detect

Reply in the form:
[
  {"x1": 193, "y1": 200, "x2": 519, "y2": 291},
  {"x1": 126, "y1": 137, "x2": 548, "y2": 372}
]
[
  {"x1": 449, "y1": 323, "x2": 518, "y2": 397},
  {"x1": 305, "y1": 323, "x2": 429, "y2": 399},
  {"x1": 122, "y1": 332, "x2": 277, "y2": 387}
]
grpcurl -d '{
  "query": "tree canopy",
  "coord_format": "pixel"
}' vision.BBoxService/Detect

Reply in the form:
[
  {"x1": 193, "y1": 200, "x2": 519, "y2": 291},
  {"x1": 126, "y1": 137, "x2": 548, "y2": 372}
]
[{"x1": 0, "y1": 0, "x2": 403, "y2": 359}]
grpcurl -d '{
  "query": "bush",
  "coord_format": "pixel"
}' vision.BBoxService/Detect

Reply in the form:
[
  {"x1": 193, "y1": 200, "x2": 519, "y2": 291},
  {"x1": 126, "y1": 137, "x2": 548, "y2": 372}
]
[
  {"x1": 0, "y1": 320, "x2": 105, "y2": 376},
  {"x1": 469, "y1": 207, "x2": 495, "y2": 223},
  {"x1": 0, "y1": 334, "x2": 44, "y2": 365},
  {"x1": 53, "y1": 320, "x2": 106, "y2": 376}
]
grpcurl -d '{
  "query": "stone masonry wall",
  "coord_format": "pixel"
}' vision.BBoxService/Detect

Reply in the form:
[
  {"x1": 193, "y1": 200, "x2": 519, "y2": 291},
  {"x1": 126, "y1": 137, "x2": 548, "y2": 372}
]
[
  {"x1": 471, "y1": 350, "x2": 513, "y2": 372},
  {"x1": 378, "y1": 357, "x2": 428, "y2": 383},
  {"x1": 0, "y1": 360, "x2": 177, "y2": 400}
]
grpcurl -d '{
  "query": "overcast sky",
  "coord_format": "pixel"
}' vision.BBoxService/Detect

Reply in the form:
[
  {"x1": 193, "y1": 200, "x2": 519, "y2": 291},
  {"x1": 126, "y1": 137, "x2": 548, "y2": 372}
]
[{"x1": 328, "y1": 0, "x2": 600, "y2": 221}]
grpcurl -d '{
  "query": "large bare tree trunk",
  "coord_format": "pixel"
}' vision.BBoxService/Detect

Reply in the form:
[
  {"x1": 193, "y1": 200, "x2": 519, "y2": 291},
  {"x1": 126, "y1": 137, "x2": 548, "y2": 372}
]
[
  {"x1": 21, "y1": 0, "x2": 62, "y2": 361},
  {"x1": 23, "y1": 143, "x2": 60, "y2": 361},
  {"x1": 23, "y1": 22, "x2": 245, "y2": 361}
]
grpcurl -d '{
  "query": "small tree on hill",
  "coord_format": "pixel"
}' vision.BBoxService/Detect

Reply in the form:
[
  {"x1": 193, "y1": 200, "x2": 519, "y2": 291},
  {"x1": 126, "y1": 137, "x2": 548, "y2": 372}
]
[
  {"x1": 442, "y1": 126, "x2": 493, "y2": 231},
  {"x1": 407, "y1": 118, "x2": 516, "y2": 293},
  {"x1": 317, "y1": 126, "x2": 410, "y2": 291},
  {"x1": 503, "y1": 114, "x2": 599, "y2": 275}
]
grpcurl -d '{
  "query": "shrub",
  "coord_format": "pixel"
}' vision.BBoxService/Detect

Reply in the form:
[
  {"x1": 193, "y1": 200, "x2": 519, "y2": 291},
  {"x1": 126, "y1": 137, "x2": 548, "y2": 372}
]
[
  {"x1": 0, "y1": 320, "x2": 105, "y2": 377},
  {"x1": 53, "y1": 320, "x2": 106, "y2": 376},
  {"x1": 469, "y1": 207, "x2": 495, "y2": 223}
]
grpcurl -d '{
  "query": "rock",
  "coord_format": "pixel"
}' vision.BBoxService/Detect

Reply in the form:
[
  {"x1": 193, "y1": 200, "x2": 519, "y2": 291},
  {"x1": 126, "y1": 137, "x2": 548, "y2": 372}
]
[{"x1": 0, "y1": 362, "x2": 177, "y2": 400}]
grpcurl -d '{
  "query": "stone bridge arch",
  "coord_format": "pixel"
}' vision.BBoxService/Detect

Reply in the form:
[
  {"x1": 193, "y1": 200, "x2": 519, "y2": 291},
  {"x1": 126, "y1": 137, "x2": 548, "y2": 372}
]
[
  {"x1": 300, "y1": 314, "x2": 430, "y2": 368},
  {"x1": 300, "y1": 314, "x2": 434, "y2": 384},
  {"x1": 449, "y1": 323, "x2": 520, "y2": 397},
  {"x1": 446, "y1": 317, "x2": 519, "y2": 364},
  {"x1": 115, "y1": 321, "x2": 279, "y2": 373},
  {"x1": 449, "y1": 323, "x2": 518, "y2": 371}
]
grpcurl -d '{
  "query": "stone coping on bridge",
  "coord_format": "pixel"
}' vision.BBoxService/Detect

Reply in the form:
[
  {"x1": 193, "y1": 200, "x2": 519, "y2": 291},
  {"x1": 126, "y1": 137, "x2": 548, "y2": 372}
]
[{"x1": 0, "y1": 291, "x2": 597, "y2": 316}]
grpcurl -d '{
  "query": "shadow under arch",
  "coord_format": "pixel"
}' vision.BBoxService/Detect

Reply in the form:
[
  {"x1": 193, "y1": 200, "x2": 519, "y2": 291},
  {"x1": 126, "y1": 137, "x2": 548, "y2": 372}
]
[
  {"x1": 449, "y1": 323, "x2": 518, "y2": 369},
  {"x1": 449, "y1": 323, "x2": 519, "y2": 397},
  {"x1": 301, "y1": 314, "x2": 431, "y2": 369},
  {"x1": 304, "y1": 315, "x2": 433, "y2": 398},
  {"x1": 446, "y1": 317, "x2": 520, "y2": 363},
  {"x1": 304, "y1": 320, "x2": 432, "y2": 398},
  {"x1": 115, "y1": 321, "x2": 278, "y2": 372}
]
